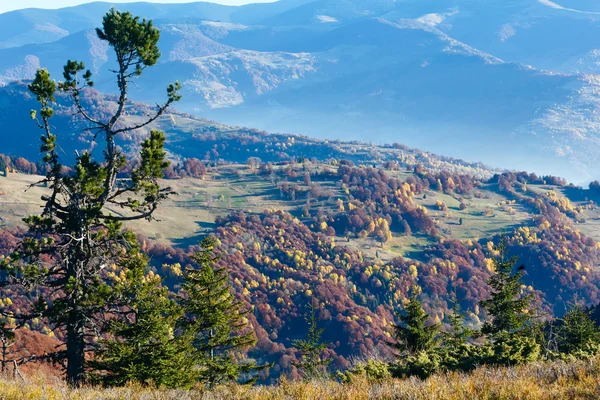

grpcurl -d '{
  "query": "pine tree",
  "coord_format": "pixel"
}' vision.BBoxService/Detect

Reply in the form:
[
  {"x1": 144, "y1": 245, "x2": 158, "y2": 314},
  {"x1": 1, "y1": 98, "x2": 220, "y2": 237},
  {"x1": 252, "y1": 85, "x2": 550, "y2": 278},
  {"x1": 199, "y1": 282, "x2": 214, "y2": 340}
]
[
  {"x1": 90, "y1": 251, "x2": 197, "y2": 388},
  {"x1": 0, "y1": 9, "x2": 181, "y2": 385},
  {"x1": 391, "y1": 286, "x2": 441, "y2": 378},
  {"x1": 392, "y1": 286, "x2": 440, "y2": 356},
  {"x1": 292, "y1": 296, "x2": 331, "y2": 379},
  {"x1": 439, "y1": 287, "x2": 479, "y2": 372},
  {"x1": 557, "y1": 305, "x2": 600, "y2": 358},
  {"x1": 445, "y1": 289, "x2": 472, "y2": 346},
  {"x1": 479, "y1": 238, "x2": 540, "y2": 365},
  {"x1": 180, "y1": 236, "x2": 261, "y2": 387},
  {"x1": 480, "y1": 239, "x2": 534, "y2": 335}
]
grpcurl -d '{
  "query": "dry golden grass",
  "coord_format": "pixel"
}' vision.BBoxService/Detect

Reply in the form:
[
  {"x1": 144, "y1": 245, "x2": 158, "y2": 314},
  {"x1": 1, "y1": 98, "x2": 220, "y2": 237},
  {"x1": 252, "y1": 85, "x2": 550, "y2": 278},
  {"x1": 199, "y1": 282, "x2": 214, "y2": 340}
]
[
  {"x1": 2, "y1": 357, "x2": 600, "y2": 400},
  {"x1": 0, "y1": 169, "x2": 295, "y2": 245}
]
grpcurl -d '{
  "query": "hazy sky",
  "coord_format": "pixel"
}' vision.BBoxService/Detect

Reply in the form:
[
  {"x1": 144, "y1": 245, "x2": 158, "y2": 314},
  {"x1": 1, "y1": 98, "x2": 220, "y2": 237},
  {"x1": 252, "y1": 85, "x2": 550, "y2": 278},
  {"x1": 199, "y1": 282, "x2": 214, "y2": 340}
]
[{"x1": 0, "y1": 0, "x2": 277, "y2": 13}]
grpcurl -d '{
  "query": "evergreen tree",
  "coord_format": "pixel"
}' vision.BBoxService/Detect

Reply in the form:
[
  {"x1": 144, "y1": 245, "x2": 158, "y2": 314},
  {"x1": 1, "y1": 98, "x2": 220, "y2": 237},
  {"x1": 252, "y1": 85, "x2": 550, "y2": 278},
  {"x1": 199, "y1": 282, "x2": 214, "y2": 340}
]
[
  {"x1": 90, "y1": 251, "x2": 197, "y2": 388},
  {"x1": 180, "y1": 236, "x2": 262, "y2": 387},
  {"x1": 0, "y1": 9, "x2": 180, "y2": 385},
  {"x1": 445, "y1": 289, "x2": 472, "y2": 346},
  {"x1": 439, "y1": 287, "x2": 479, "y2": 371},
  {"x1": 392, "y1": 286, "x2": 440, "y2": 355},
  {"x1": 292, "y1": 296, "x2": 331, "y2": 379},
  {"x1": 391, "y1": 286, "x2": 441, "y2": 378},
  {"x1": 480, "y1": 240, "x2": 534, "y2": 335},
  {"x1": 336, "y1": 359, "x2": 391, "y2": 383},
  {"x1": 479, "y1": 238, "x2": 540, "y2": 365},
  {"x1": 557, "y1": 305, "x2": 600, "y2": 358}
]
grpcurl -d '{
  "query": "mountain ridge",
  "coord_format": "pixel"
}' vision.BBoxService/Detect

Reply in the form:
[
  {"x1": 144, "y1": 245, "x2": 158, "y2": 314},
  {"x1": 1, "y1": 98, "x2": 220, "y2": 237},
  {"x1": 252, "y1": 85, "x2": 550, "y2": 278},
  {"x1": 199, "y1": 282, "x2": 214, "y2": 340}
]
[{"x1": 1, "y1": 0, "x2": 600, "y2": 182}]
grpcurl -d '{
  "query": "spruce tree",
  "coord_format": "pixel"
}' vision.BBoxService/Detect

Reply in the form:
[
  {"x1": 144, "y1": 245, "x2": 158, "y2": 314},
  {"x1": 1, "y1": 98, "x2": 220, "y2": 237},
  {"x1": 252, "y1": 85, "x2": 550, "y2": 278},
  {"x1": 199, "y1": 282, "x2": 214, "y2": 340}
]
[
  {"x1": 90, "y1": 251, "x2": 197, "y2": 388},
  {"x1": 480, "y1": 238, "x2": 540, "y2": 365},
  {"x1": 292, "y1": 296, "x2": 331, "y2": 379},
  {"x1": 446, "y1": 290, "x2": 472, "y2": 346},
  {"x1": 440, "y1": 287, "x2": 479, "y2": 371},
  {"x1": 180, "y1": 236, "x2": 261, "y2": 387},
  {"x1": 392, "y1": 286, "x2": 440, "y2": 355},
  {"x1": 557, "y1": 305, "x2": 600, "y2": 358},
  {"x1": 0, "y1": 9, "x2": 180, "y2": 385},
  {"x1": 391, "y1": 286, "x2": 441, "y2": 378},
  {"x1": 480, "y1": 240, "x2": 534, "y2": 335}
]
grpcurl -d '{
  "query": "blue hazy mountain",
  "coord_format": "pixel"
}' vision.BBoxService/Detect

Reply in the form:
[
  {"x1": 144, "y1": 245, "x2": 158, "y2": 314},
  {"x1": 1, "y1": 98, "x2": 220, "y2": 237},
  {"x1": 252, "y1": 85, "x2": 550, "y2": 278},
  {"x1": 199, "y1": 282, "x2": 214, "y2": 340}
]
[{"x1": 1, "y1": 0, "x2": 600, "y2": 182}]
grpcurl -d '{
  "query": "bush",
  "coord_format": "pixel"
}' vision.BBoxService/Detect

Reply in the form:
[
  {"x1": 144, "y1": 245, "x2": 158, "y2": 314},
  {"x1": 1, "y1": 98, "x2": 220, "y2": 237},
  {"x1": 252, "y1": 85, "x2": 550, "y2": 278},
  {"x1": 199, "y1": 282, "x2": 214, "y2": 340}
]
[
  {"x1": 440, "y1": 342, "x2": 485, "y2": 372},
  {"x1": 336, "y1": 359, "x2": 391, "y2": 383},
  {"x1": 391, "y1": 350, "x2": 442, "y2": 379},
  {"x1": 484, "y1": 332, "x2": 540, "y2": 366}
]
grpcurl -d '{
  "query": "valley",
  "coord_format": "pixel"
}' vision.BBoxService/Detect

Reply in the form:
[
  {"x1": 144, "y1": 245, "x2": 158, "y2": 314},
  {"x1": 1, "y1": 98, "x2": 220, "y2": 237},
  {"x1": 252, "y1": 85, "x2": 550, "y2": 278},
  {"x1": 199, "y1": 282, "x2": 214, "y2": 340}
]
[{"x1": 3, "y1": 130, "x2": 600, "y2": 373}]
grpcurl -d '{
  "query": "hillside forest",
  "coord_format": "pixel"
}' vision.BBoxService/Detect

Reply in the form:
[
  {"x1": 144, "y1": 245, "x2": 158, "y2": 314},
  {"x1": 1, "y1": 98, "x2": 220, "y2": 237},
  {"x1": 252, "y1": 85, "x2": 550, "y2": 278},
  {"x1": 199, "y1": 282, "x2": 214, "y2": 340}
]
[{"x1": 2, "y1": 7, "x2": 600, "y2": 395}]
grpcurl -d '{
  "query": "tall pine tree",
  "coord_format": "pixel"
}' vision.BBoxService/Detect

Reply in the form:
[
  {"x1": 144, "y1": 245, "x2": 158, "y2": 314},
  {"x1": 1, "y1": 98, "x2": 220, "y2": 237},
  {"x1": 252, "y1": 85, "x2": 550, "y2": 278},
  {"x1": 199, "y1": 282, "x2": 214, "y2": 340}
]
[
  {"x1": 180, "y1": 236, "x2": 262, "y2": 387},
  {"x1": 392, "y1": 286, "x2": 440, "y2": 356},
  {"x1": 480, "y1": 239, "x2": 534, "y2": 335},
  {"x1": 445, "y1": 288, "x2": 473, "y2": 346},
  {"x1": 439, "y1": 286, "x2": 479, "y2": 371},
  {"x1": 391, "y1": 286, "x2": 441, "y2": 378},
  {"x1": 89, "y1": 248, "x2": 197, "y2": 388},
  {"x1": 0, "y1": 9, "x2": 181, "y2": 385},
  {"x1": 479, "y1": 238, "x2": 540, "y2": 365}
]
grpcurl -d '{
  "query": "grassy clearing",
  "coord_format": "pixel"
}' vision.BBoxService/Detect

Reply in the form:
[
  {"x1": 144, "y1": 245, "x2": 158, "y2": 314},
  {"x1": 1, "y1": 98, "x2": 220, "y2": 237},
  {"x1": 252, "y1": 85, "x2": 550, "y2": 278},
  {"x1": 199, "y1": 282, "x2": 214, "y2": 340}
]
[
  {"x1": 0, "y1": 171, "x2": 294, "y2": 244},
  {"x1": 383, "y1": 235, "x2": 433, "y2": 260},
  {"x1": 2, "y1": 357, "x2": 600, "y2": 399},
  {"x1": 414, "y1": 185, "x2": 532, "y2": 240},
  {"x1": 559, "y1": 186, "x2": 600, "y2": 241},
  {"x1": 0, "y1": 172, "x2": 46, "y2": 228}
]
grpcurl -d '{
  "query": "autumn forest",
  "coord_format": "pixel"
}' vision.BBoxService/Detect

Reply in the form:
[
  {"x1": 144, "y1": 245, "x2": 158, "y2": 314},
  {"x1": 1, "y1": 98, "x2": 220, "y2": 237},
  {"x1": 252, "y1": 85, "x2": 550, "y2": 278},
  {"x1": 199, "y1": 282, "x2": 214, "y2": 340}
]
[{"x1": 1, "y1": 7, "x2": 600, "y2": 400}]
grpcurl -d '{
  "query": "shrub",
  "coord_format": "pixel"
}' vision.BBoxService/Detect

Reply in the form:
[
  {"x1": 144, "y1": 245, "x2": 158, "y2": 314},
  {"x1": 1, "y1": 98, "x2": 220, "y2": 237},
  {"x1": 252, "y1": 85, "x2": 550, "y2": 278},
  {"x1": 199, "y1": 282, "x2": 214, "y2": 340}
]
[
  {"x1": 336, "y1": 359, "x2": 391, "y2": 383},
  {"x1": 391, "y1": 350, "x2": 442, "y2": 379}
]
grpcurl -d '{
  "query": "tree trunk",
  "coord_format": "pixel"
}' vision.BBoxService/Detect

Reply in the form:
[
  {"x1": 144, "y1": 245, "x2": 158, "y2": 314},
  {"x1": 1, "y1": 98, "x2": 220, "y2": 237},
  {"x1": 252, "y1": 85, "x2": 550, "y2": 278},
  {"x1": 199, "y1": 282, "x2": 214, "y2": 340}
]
[
  {"x1": 2, "y1": 340, "x2": 7, "y2": 377},
  {"x1": 66, "y1": 314, "x2": 86, "y2": 386},
  {"x1": 66, "y1": 225, "x2": 87, "y2": 386}
]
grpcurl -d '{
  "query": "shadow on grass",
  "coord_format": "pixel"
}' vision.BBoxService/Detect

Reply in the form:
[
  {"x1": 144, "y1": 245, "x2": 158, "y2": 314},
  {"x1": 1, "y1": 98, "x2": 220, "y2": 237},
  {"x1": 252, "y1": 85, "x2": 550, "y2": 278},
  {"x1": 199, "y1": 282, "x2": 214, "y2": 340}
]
[{"x1": 172, "y1": 221, "x2": 217, "y2": 248}]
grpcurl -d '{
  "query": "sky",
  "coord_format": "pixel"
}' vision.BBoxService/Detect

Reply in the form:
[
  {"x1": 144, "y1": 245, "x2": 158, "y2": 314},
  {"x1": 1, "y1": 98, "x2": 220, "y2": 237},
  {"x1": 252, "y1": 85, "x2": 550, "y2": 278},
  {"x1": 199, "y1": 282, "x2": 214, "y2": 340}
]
[{"x1": 0, "y1": 0, "x2": 276, "y2": 13}]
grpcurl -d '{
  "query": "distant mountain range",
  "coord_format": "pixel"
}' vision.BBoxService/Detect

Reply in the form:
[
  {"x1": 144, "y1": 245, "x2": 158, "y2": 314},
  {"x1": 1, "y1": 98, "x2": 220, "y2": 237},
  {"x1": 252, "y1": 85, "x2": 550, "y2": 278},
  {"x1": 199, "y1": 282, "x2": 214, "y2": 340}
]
[{"x1": 1, "y1": 0, "x2": 600, "y2": 183}]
